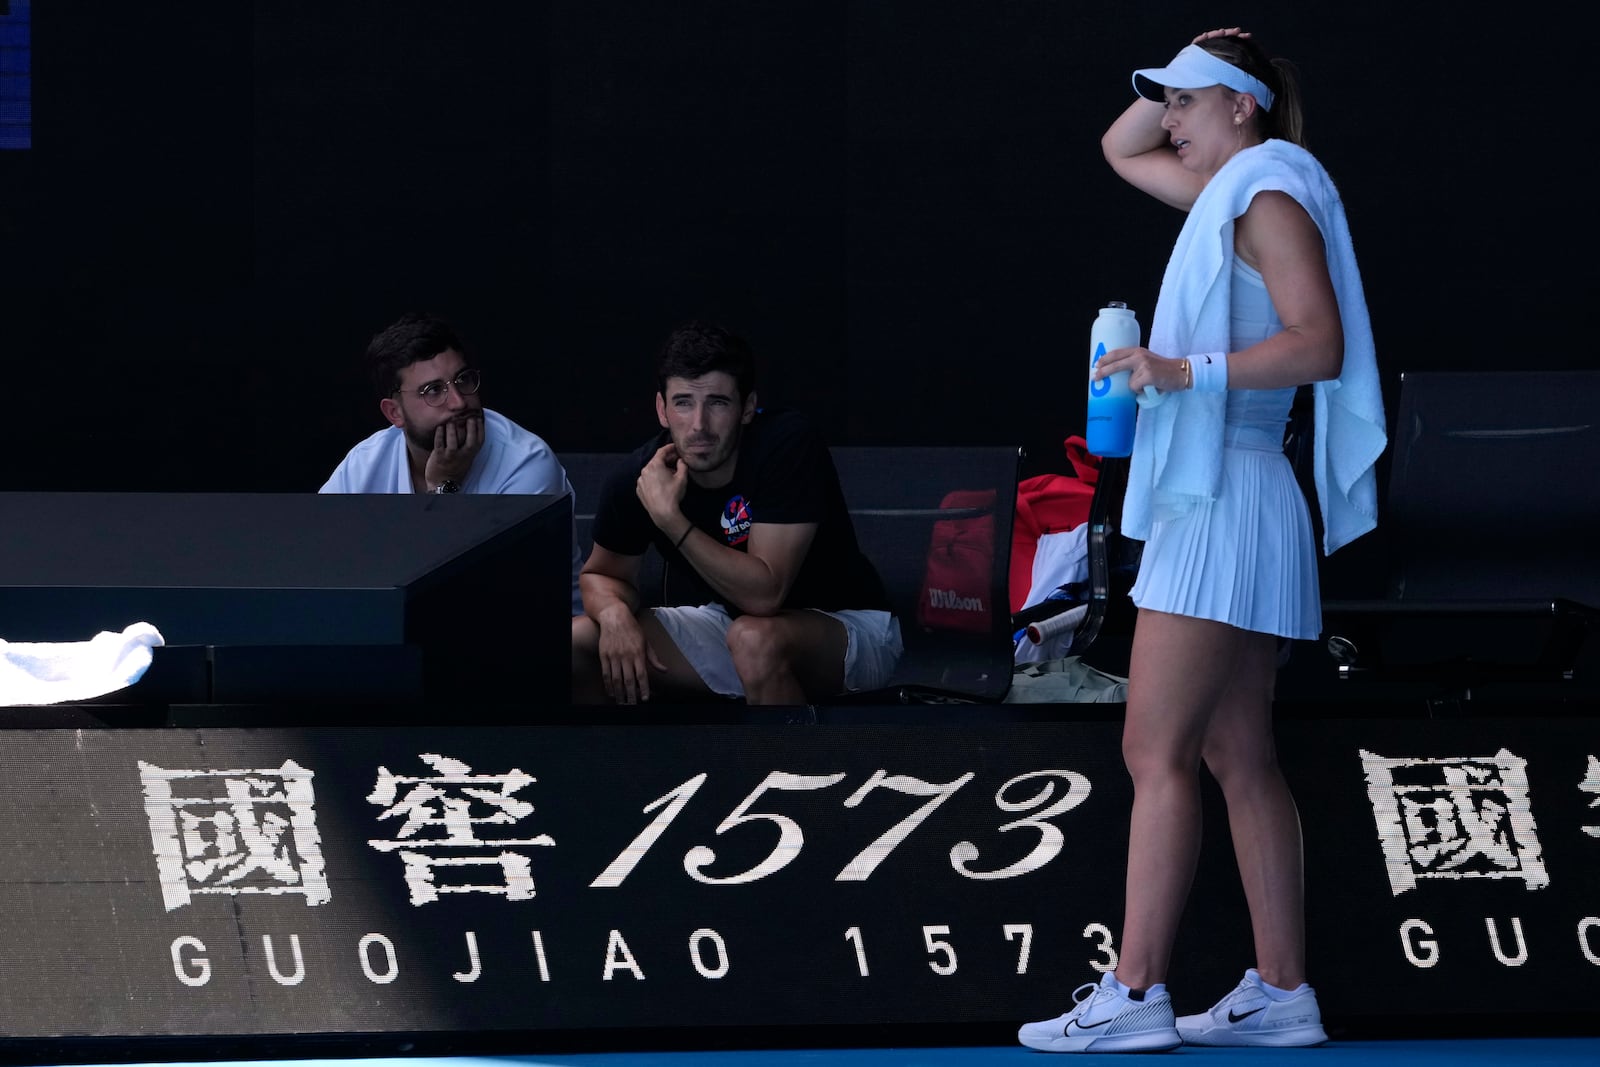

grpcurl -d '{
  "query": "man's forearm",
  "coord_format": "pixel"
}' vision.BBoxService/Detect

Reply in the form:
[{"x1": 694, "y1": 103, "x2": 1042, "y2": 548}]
[
  {"x1": 674, "y1": 525, "x2": 792, "y2": 617},
  {"x1": 579, "y1": 571, "x2": 642, "y2": 624}
]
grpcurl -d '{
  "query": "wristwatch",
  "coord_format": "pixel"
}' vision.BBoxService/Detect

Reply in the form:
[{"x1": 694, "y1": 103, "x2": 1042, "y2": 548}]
[{"x1": 430, "y1": 479, "x2": 460, "y2": 495}]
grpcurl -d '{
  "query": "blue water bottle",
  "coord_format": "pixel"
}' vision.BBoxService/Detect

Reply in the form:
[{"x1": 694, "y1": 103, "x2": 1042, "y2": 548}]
[{"x1": 1085, "y1": 301, "x2": 1141, "y2": 458}]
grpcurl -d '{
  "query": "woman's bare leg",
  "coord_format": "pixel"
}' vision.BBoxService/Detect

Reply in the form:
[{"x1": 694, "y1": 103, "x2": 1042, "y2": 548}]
[
  {"x1": 1201, "y1": 632, "x2": 1307, "y2": 989},
  {"x1": 1114, "y1": 608, "x2": 1256, "y2": 990}
]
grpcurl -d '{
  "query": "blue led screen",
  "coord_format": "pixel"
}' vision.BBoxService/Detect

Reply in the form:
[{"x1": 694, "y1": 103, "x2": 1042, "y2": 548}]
[{"x1": 1, "y1": 0, "x2": 31, "y2": 150}]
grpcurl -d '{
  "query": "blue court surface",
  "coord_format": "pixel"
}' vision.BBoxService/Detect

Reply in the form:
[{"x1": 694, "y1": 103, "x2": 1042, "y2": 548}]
[{"x1": 37, "y1": 1043, "x2": 1600, "y2": 1067}]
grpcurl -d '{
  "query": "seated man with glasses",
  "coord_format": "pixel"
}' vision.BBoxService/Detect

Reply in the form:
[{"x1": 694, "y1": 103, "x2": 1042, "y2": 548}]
[{"x1": 320, "y1": 311, "x2": 582, "y2": 614}]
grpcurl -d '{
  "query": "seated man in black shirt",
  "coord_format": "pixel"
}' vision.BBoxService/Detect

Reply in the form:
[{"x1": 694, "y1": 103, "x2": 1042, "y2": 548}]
[{"x1": 571, "y1": 321, "x2": 902, "y2": 705}]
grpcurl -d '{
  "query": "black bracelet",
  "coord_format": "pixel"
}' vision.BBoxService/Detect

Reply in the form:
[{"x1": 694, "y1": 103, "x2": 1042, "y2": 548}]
[{"x1": 674, "y1": 524, "x2": 694, "y2": 550}]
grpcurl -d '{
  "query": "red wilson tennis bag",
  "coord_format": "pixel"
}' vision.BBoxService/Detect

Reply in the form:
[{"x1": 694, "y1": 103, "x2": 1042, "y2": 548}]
[{"x1": 916, "y1": 488, "x2": 997, "y2": 634}]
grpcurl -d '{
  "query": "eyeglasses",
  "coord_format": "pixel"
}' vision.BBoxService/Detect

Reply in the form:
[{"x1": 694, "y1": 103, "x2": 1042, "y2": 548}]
[{"x1": 396, "y1": 368, "x2": 482, "y2": 407}]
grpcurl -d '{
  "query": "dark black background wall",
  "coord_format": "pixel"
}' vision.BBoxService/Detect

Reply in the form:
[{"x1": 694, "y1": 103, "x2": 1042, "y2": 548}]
[{"x1": 2, "y1": 1, "x2": 1589, "y2": 496}]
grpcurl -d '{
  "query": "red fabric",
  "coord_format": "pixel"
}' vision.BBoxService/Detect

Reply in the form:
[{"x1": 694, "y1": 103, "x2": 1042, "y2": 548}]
[
  {"x1": 1009, "y1": 435, "x2": 1101, "y2": 613},
  {"x1": 917, "y1": 488, "x2": 998, "y2": 633}
]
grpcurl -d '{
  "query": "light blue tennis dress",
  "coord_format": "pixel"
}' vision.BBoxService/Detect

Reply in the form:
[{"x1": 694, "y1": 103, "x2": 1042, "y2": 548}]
[{"x1": 1128, "y1": 258, "x2": 1322, "y2": 640}]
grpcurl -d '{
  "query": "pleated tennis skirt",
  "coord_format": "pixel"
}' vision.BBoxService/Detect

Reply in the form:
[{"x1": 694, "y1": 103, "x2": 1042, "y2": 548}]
[{"x1": 1129, "y1": 434, "x2": 1322, "y2": 640}]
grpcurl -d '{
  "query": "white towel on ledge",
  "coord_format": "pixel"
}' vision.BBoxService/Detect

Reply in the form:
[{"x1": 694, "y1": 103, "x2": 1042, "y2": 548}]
[{"x1": 0, "y1": 622, "x2": 165, "y2": 706}]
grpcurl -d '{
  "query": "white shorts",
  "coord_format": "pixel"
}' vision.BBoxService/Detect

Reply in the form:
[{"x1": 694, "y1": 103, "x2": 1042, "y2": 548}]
[{"x1": 651, "y1": 603, "x2": 904, "y2": 699}]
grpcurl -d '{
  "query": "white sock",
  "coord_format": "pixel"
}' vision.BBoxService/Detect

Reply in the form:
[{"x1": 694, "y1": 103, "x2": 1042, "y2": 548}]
[{"x1": 1249, "y1": 969, "x2": 1310, "y2": 1000}]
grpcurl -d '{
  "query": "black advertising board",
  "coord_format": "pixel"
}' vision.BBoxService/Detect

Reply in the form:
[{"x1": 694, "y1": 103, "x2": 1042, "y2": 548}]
[{"x1": 0, "y1": 714, "x2": 1596, "y2": 1047}]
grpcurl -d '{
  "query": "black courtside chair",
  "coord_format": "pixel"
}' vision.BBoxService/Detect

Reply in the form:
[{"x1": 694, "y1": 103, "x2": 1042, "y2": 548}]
[
  {"x1": 830, "y1": 445, "x2": 1024, "y2": 704},
  {"x1": 1317, "y1": 370, "x2": 1600, "y2": 705}
]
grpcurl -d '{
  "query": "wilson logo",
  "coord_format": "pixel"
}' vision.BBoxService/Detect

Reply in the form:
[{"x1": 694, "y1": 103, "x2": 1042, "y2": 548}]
[{"x1": 927, "y1": 588, "x2": 985, "y2": 612}]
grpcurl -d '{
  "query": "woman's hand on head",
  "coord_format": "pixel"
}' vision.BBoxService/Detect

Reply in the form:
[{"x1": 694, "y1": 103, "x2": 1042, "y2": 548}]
[{"x1": 1192, "y1": 27, "x2": 1250, "y2": 43}]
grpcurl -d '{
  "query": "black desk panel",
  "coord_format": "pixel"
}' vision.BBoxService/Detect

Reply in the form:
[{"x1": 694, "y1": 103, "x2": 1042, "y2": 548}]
[{"x1": 0, "y1": 492, "x2": 572, "y2": 705}]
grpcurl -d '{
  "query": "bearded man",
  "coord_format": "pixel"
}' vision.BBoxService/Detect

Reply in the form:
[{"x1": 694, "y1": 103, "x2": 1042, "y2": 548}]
[{"x1": 320, "y1": 311, "x2": 581, "y2": 615}]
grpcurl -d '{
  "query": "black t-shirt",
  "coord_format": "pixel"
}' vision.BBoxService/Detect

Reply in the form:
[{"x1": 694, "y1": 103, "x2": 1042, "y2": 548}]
[{"x1": 590, "y1": 408, "x2": 890, "y2": 613}]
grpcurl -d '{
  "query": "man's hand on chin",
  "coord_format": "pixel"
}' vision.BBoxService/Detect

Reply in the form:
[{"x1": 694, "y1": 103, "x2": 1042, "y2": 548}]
[
  {"x1": 636, "y1": 442, "x2": 689, "y2": 529},
  {"x1": 425, "y1": 412, "x2": 484, "y2": 491}
]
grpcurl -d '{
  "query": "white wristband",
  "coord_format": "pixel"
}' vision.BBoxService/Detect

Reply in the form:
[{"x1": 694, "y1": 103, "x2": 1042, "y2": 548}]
[{"x1": 1189, "y1": 351, "x2": 1228, "y2": 392}]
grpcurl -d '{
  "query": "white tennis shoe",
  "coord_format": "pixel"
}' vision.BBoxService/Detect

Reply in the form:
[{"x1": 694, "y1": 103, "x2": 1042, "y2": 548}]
[
  {"x1": 1176, "y1": 968, "x2": 1329, "y2": 1047},
  {"x1": 1018, "y1": 972, "x2": 1182, "y2": 1053}
]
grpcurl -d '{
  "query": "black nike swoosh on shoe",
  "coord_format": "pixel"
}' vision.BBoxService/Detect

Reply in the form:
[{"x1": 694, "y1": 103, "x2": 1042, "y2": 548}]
[
  {"x1": 1227, "y1": 1006, "x2": 1266, "y2": 1023},
  {"x1": 1066, "y1": 1016, "x2": 1115, "y2": 1033}
]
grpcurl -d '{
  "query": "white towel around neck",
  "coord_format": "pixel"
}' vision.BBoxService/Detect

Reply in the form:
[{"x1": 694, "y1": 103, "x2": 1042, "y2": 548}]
[{"x1": 1123, "y1": 139, "x2": 1387, "y2": 555}]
